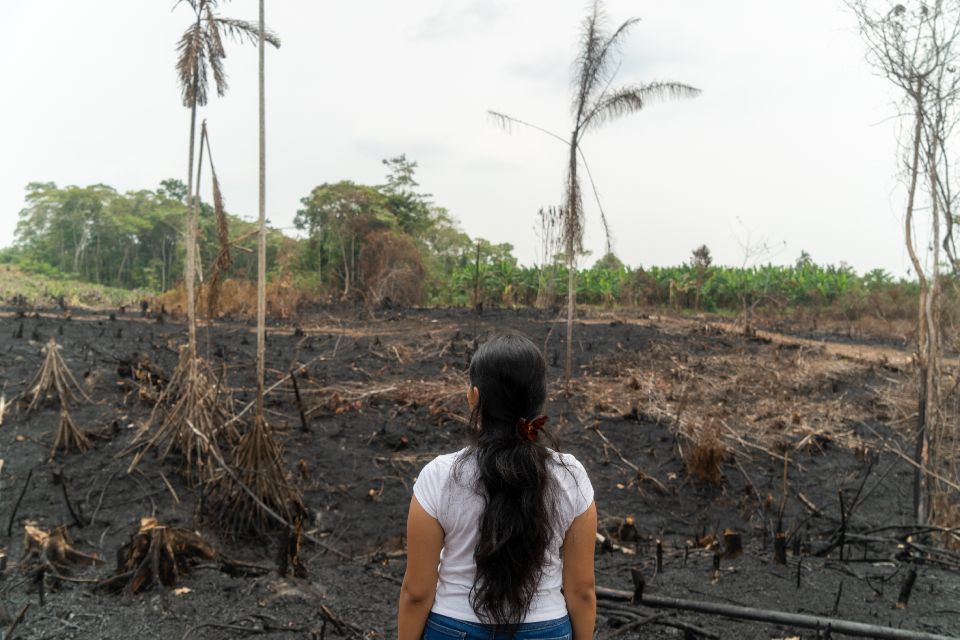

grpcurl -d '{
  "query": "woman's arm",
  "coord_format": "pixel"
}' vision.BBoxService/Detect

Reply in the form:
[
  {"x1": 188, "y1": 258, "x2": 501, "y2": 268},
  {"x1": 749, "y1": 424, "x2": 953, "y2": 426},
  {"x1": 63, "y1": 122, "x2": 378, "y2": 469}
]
[
  {"x1": 562, "y1": 501, "x2": 597, "y2": 640},
  {"x1": 398, "y1": 496, "x2": 444, "y2": 640}
]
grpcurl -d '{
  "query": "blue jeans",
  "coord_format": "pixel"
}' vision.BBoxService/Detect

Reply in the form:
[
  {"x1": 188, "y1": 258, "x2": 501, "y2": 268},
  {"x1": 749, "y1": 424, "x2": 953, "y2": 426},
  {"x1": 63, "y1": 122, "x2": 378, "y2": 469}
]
[{"x1": 422, "y1": 612, "x2": 572, "y2": 640}]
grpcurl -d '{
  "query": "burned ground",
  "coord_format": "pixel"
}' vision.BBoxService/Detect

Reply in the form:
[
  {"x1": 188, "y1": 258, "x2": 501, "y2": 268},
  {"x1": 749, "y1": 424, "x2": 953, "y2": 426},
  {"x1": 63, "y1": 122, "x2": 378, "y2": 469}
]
[{"x1": 0, "y1": 305, "x2": 958, "y2": 639}]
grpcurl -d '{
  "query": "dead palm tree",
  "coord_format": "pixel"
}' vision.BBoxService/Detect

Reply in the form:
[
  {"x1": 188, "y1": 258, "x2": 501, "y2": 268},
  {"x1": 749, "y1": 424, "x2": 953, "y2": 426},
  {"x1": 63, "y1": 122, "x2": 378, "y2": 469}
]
[
  {"x1": 491, "y1": 0, "x2": 699, "y2": 380},
  {"x1": 175, "y1": 0, "x2": 280, "y2": 361},
  {"x1": 125, "y1": 2, "x2": 280, "y2": 483},
  {"x1": 208, "y1": 0, "x2": 302, "y2": 535}
]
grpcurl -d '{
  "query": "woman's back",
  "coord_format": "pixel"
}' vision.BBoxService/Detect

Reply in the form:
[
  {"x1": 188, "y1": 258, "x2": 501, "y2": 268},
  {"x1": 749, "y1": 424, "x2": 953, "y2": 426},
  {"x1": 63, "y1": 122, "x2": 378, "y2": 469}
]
[
  {"x1": 397, "y1": 333, "x2": 596, "y2": 639},
  {"x1": 414, "y1": 448, "x2": 594, "y2": 623}
]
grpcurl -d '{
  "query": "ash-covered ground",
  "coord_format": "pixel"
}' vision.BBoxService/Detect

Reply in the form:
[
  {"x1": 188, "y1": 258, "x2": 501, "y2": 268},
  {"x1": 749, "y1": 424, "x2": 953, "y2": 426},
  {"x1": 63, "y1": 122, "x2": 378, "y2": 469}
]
[{"x1": 0, "y1": 305, "x2": 958, "y2": 639}]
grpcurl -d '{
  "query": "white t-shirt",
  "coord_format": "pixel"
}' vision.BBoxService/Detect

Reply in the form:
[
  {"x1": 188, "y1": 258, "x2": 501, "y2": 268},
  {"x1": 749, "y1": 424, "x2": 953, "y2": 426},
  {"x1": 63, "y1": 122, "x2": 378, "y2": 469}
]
[{"x1": 413, "y1": 447, "x2": 594, "y2": 623}]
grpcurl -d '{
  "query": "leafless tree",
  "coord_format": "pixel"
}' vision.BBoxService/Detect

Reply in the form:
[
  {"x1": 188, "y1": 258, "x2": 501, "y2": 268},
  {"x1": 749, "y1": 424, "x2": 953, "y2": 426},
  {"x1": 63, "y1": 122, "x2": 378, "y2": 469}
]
[
  {"x1": 848, "y1": 0, "x2": 960, "y2": 528},
  {"x1": 491, "y1": 0, "x2": 699, "y2": 380}
]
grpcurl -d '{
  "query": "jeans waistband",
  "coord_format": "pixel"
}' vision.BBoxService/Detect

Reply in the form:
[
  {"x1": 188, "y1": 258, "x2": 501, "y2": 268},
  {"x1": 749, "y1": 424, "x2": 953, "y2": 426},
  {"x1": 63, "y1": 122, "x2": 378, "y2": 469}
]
[{"x1": 427, "y1": 611, "x2": 570, "y2": 631}]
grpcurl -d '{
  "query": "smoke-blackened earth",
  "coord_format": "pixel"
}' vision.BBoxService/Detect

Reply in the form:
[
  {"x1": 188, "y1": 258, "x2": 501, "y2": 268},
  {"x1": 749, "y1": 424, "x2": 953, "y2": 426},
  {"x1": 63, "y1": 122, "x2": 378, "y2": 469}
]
[{"x1": 0, "y1": 305, "x2": 957, "y2": 639}]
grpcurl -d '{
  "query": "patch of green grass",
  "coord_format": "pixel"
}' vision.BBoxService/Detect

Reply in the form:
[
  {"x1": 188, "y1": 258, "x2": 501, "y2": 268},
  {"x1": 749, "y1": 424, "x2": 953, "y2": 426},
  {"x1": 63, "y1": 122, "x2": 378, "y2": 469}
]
[{"x1": 0, "y1": 265, "x2": 152, "y2": 309}]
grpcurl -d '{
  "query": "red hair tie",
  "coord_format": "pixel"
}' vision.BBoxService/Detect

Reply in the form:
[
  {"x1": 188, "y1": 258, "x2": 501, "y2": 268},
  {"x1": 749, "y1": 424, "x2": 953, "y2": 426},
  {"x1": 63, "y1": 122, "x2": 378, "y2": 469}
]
[{"x1": 518, "y1": 415, "x2": 548, "y2": 442}]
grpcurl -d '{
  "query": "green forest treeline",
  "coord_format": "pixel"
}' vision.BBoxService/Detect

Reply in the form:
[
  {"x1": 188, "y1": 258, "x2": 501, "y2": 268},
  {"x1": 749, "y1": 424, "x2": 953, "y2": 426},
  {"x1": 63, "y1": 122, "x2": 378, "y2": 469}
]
[{"x1": 1, "y1": 156, "x2": 919, "y2": 318}]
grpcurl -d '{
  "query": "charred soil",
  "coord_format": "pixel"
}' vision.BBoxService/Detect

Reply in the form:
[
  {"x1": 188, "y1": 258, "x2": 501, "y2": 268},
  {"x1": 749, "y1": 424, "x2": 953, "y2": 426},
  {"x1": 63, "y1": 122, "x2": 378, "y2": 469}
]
[{"x1": 0, "y1": 305, "x2": 958, "y2": 639}]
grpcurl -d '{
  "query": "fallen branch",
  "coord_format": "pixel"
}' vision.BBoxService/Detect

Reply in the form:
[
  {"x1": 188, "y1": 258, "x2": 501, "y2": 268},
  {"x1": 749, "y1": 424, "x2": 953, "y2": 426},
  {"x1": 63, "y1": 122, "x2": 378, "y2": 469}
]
[
  {"x1": 6, "y1": 468, "x2": 34, "y2": 536},
  {"x1": 53, "y1": 468, "x2": 86, "y2": 528},
  {"x1": 223, "y1": 352, "x2": 330, "y2": 429},
  {"x1": 181, "y1": 620, "x2": 306, "y2": 639},
  {"x1": 597, "y1": 613, "x2": 664, "y2": 640},
  {"x1": 795, "y1": 489, "x2": 821, "y2": 516},
  {"x1": 719, "y1": 419, "x2": 801, "y2": 469},
  {"x1": 596, "y1": 602, "x2": 716, "y2": 639},
  {"x1": 591, "y1": 425, "x2": 670, "y2": 494},
  {"x1": 5, "y1": 603, "x2": 30, "y2": 640},
  {"x1": 595, "y1": 586, "x2": 957, "y2": 640},
  {"x1": 881, "y1": 440, "x2": 960, "y2": 493}
]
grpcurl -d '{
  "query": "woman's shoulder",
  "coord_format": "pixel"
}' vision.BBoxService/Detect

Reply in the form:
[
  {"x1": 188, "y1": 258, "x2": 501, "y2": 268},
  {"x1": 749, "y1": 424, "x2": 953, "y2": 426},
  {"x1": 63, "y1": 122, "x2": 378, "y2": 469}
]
[
  {"x1": 419, "y1": 447, "x2": 471, "y2": 475},
  {"x1": 414, "y1": 448, "x2": 472, "y2": 517},
  {"x1": 547, "y1": 450, "x2": 594, "y2": 517},
  {"x1": 549, "y1": 450, "x2": 592, "y2": 490},
  {"x1": 548, "y1": 449, "x2": 588, "y2": 472}
]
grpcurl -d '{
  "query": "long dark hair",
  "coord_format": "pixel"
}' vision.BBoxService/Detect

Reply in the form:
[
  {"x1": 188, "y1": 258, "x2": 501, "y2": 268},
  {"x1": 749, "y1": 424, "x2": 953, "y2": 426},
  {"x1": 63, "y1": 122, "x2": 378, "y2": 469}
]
[{"x1": 463, "y1": 333, "x2": 556, "y2": 628}]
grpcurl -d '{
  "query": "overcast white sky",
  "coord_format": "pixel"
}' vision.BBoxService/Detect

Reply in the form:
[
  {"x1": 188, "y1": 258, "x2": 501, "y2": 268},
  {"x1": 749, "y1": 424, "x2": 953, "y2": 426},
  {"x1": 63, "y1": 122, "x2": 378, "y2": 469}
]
[{"x1": 1, "y1": 1, "x2": 919, "y2": 276}]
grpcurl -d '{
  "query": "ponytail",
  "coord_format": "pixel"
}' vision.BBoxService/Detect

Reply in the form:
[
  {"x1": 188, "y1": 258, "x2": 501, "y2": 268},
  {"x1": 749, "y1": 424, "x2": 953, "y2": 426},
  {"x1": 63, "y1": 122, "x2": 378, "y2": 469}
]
[{"x1": 461, "y1": 334, "x2": 556, "y2": 629}]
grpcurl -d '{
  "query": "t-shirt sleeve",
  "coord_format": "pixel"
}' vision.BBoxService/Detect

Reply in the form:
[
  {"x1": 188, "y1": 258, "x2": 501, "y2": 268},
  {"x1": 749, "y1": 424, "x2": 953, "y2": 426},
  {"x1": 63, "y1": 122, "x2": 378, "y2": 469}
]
[
  {"x1": 413, "y1": 457, "x2": 444, "y2": 519},
  {"x1": 564, "y1": 455, "x2": 595, "y2": 517}
]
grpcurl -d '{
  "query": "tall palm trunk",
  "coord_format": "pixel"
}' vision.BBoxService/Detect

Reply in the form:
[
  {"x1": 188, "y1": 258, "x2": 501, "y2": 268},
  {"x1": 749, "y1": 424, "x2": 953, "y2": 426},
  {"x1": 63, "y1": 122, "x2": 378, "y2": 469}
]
[
  {"x1": 565, "y1": 132, "x2": 579, "y2": 382},
  {"x1": 184, "y1": 10, "x2": 203, "y2": 362},
  {"x1": 256, "y1": 0, "x2": 267, "y2": 415}
]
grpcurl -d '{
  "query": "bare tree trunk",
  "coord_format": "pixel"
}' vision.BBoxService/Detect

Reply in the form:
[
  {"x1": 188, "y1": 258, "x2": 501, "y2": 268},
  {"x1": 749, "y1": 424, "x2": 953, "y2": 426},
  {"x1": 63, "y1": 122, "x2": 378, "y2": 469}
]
[
  {"x1": 905, "y1": 95, "x2": 931, "y2": 526},
  {"x1": 847, "y1": 2, "x2": 960, "y2": 528},
  {"x1": 565, "y1": 136, "x2": 578, "y2": 382},
  {"x1": 922, "y1": 125, "x2": 942, "y2": 526},
  {"x1": 256, "y1": 0, "x2": 266, "y2": 416}
]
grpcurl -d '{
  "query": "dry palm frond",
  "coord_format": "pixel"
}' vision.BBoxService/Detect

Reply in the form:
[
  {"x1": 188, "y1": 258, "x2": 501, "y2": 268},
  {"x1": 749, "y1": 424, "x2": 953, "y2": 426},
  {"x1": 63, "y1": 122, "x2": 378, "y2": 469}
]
[
  {"x1": 51, "y1": 408, "x2": 90, "y2": 458},
  {"x1": 204, "y1": 6, "x2": 228, "y2": 98},
  {"x1": 23, "y1": 338, "x2": 92, "y2": 412},
  {"x1": 574, "y1": 7, "x2": 639, "y2": 114},
  {"x1": 108, "y1": 517, "x2": 216, "y2": 594},
  {"x1": 23, "y1": 524, "x2": 101, "y2": 571},
  {"x1": 176, "y1": 4, "x2": 280, "y2": 108},
  {"x1": 213, "y1": 17, "x2": 281, "y2": 47},
  {"x1": 177, "y1": 21, "x2": 209, "y2": 107},
  {"x1": 127, "y1": 348, "x2": 237, "y2": 484},
  {"x1": 208, "y1": 414, "x2": 302, "y2": 536},
  {"x1": 205, "y1": 127, "x2": 232, "y2": 318},
  {"x1": 487, "y1": 110, "x2": 569, "y2": 145},
  {"x1": 582, "y1": 82, "x2": 701, "y2": 130}
]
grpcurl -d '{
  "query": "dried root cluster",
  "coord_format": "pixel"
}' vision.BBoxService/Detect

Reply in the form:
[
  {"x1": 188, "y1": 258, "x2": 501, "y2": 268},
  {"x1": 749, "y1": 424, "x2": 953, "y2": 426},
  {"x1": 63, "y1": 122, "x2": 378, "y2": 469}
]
[
  {"x1": 52, "y1": 409, "x2": 90, "y2": 455},
  {"x1": 118, "y1": 348, "x2": 306, "y2": 537},
  {"x1": 23, "y1": 338, "x2": 92, "y2": 413},
  {"x1": 208, "y1": 414, "x2": 303, "y2": 536},
  {"x1": 108, "y1": 518, "x2": 216, "y2": 594},
  {"x1": 128, "y1": 349, "x2": 237, "y2": 483},
  {"x1": 22, "y1": 523, "x2": 101, "y2": 574},
  {"x1": 21, "y1": 338, "x2": 92, "y2": 457}
]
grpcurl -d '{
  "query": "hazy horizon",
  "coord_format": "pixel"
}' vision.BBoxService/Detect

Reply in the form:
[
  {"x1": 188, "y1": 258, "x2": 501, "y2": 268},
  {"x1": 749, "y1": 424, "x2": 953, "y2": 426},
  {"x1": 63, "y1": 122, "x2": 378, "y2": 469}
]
[{"x1": 1, "y1": 1, "x2": 924, "y2": 278}]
